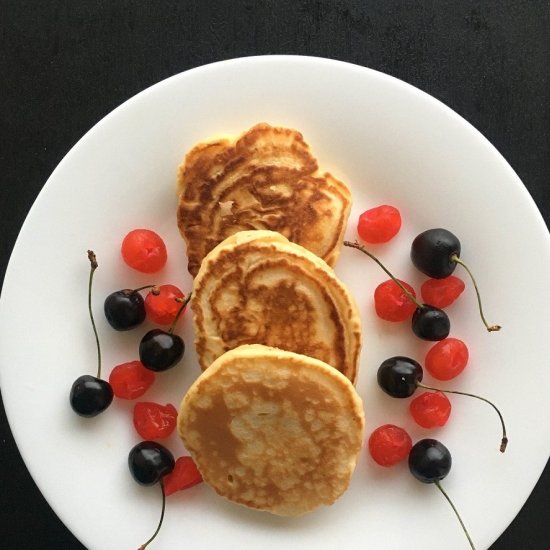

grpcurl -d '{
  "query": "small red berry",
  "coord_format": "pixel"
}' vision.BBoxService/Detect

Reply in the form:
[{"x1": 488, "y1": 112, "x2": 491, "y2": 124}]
[
  {"x1": 357, "y1": 205, "x2": 401, "y2": 244},
  {"x1": 374, "y1": 279, "x2": 417, "y2": 322},
  {"x1": 368, "y1": 424, "x2": 412, "y2": 467},
  {"x1": 425, "y1": 338, "x2": 469, "y2": 381},
  {"x1": 133, "y1": 402, "x2": 178, "y2": 440},
  {"x1": 109, "y1": 361, "x2": 155, "y2": 400},
  {"x1": 163, "y1": 456, "x2": 203, "y2": 496},
  {"x1": 410, "y1": 391, "x2": 452, "y2": 428},
  {"x1": 145, "y1": 285, "x2": 185, "y2": 325},
  {"x1": 421, "y1": 276, "x2": 465, "y2": 309},
  {"x1": 121, "y1": 229, "x2": 167, "y2": 273}
]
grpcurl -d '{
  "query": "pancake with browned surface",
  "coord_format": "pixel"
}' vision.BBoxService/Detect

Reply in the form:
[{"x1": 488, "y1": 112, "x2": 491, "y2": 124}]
[
  {"x1": 192, "y1": 230, "x2": 362, "y2": 383},
  {"x1": 178, "y1": 344, "x2": 365, "y2": 516},
  {"x1": 177, "y1": 123, "x2": 352, "y2": 277}
]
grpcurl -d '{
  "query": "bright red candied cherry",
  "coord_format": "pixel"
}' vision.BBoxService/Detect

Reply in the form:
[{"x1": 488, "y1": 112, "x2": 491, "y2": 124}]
[
  {"x1": 410, "y1": 391, "x2": 452, "y2": 428},
  {"x1": 145, "y1": 284, "x2": 185, "y2": 325},
  {"x1": 121, "y1": 229, "x2": 167, "y2": 273},
  {"x1": 109, "y1": 361, "x2": 155, "y2": 400},
  {"x1": 421, "y1": 276, "x2": 465, "y2": 309},
  {"x1": 425, "y1": 338, "x2": 469, "y2": 381},
  {"x1": 357, "y1": 205, "x2": 401, "y2": 244},
  {"x1": 368, "y1": 424, "x2": 412, "y2": 467},
  {"x1": 133, "y1": 402, "x2": 178, "y2": 439},
  {"x1": 163, "y1": 456, "x2": 203, "y2": 496},
  {"x1": 374, "y1": 279, "x2": 417, "y2": 322}
]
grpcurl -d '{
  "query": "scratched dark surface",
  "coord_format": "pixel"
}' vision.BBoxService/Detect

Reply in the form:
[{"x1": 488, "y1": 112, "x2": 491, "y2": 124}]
[{"x1": 1, "y1": 1, "x2": 549, "y2": 548}]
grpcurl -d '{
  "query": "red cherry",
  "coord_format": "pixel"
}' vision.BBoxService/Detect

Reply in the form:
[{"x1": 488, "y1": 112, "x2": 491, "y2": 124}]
[
  {"x1": 410, "y1": 391, "x2": 452, "y2": 428},
  {"x1": 145, "y1": 285, "x2": 185, "y2": 325},
  {"x1": 109, "y1": 361, "x2": 155, "y2": 399},
  {"x1": 133, "y1": 402, "x2": 178, "y2": 439},
  {"x1": 163, "y1": 456, "x2": 203, "y2": 496},
  {"x1": 121, "y1": 229, "x2": 167, "y2": 273},
  {"x1": 368, "y1": 424, "x2": 412, "y2": 467},
  {"x1": 374, "y1": 279, "x2": 417, "y2": 322},
  {"x1": 357, "y1": 205, "x2": 401, "y2": 244},
  {"x1": 420, "y1": 276, "x2": 465, "y2": 309},
  {"x1": 425, "y1": 338, "x2": 469, "y2": 381}
]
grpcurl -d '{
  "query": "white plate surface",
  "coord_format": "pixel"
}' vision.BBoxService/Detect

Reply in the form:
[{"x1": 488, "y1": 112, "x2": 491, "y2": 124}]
[{"x1": 1, "y1": 56, "x2": 550, "y2": 550}]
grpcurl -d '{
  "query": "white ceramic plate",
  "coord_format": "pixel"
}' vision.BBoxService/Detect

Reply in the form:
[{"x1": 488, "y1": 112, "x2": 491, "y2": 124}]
[{"x1": 1, "y1": 56, "x2": 549, "y2": 550}]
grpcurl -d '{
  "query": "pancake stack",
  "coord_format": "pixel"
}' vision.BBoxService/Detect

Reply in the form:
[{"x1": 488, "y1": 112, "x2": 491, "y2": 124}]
[
  {"x1": 176, "y1": 122, "x2": 352, "y2": 277},
  {"x1": 176, "y1": 125, "x2": 364, "y2": 516}
]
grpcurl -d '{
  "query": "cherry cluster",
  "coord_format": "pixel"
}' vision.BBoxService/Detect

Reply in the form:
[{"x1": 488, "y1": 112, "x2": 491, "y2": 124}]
[
  {"x1": 68, "y1": 229, "x2": 202, "y2": 549},
  {"x1": 352, "y1": 205, "x2": 508, "y2": 550}
]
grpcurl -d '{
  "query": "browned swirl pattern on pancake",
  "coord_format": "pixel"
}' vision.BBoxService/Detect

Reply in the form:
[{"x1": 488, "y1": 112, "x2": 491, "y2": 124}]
[
  {"x1": 178, "y1": 344, "x2": 365, "y2": 516},
  {"x1": 192, "y1": 231, "x2": 361, "y2": 383},
  {"x1": 177, "y1": 123, "x2": 352, "y2": 277}
]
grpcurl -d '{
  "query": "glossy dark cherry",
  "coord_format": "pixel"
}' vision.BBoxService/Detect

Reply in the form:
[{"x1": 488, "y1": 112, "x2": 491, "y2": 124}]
[
  {"x1": 128, "y1": 441, "x2": 175, "y2": 486},
  {"x1": 411, "y1": 228, "x2": 461, "y2": 279},
  {"x1": 69, "y1": 374, "x2": 113, "y2": 417},
  {"x1": 139, "y1": 329, "x2": 185, "y2": 371},
  {"x1": 104, "y1": 289, "x2": 146, "y2": 331},
  {"x1": 412, "y1": 305, "x2": 451, "y2": 341},
  {"x1": 377, "y1": 356, "x2": 423, "y2": 398},
  {"x1": 408, "y1": 438, "x2": 452, "y2": 483}
]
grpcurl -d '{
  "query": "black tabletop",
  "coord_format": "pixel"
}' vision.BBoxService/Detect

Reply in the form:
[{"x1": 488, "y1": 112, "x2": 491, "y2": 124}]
[{"x1": 1, "y1": 1, "x2": 549, "y2": 549}]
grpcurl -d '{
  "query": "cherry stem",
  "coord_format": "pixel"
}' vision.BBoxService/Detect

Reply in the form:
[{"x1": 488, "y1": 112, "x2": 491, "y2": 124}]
[
  {"x1": 87, "y1": 251, "x2": 102, "y2": 379},
  {"x1": 168, "y1": 292, "x2": 192, "y2": 334},
  {"x1": 417, "y1": 382, "x2": 508, "y2": 453},
  {"x1": 132, "y1": 284, "x2": 160, "y2": 295},
  {"x1": 343, "y1": 241, "x2": 423, "y2": 308},
  {"x1": 434, "y1": 480, "x2": 476, "y2": 550},
  {"x1": 139, "y1": 480, "x2": 166, "y2": 550},
  {"x1": 451, "y1": 255, "x2": 501, "y2": 332}
]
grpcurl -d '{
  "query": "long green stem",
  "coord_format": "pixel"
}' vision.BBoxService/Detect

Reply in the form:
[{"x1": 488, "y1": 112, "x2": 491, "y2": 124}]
[
  {"x1": 451, "y1": 255, "x2": 501, "y2": 332},
  {"x1": 168, "y1": 292, "x2": 192, "y2": 334},
  {"x1": 434, "y1": 480, "x2": 476, "y2": 549},
  {"x1": 418, "y1": 382, "x2": 508, "y2": 452},
  {"x1": 87, "y1": 251, "x2": 101, "y2": 379},
  {"x1": 343, "y1": 241, "x2": 423, "y2": 308},
  {"x1": 139, "y1": 481, "x2": 166, "y2": 549}
]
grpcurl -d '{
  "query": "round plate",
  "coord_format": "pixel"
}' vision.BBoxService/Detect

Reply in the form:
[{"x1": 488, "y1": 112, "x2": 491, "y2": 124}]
[{"x1": 1, "y1": 56, "x2": 549, "y2": 550}]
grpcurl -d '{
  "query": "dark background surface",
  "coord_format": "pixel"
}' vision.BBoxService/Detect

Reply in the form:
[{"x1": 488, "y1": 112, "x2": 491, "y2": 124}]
[{"x1": 1, "y1": 1, "x2": 549, "y2": 548}]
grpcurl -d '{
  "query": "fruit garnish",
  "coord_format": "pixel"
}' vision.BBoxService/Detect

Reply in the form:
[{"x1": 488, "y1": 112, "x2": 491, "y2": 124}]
[
  {"x1": 411, "y1": 228, "x2": 500, "y2": 332},
  {"x1": 374, "y1": 279, "x2": 417, "y2": 322},
  {"x1": 121, "y1": 229, "x2": 167, "y2": 273},
  {"x1": 421, "y1": 276, "x2": 465, "y2": 309},
  {"x1": 357, "y1": 204, "x2": 402, "y2": 244},
  {"x1": 425, "y1": 338, "x2": 469, "y2": 381},
  {"x1": 409, "y1": 439, "x2": 476, "y2": 549},
  {"x1": 344, "y1": 240, "x2": 451, "y2": 341},
  {"x1": 411, "y1": 304, "x2": 450, "y2": 341},
  {"x1": 128, "y1": 441, "x2": 175, "y2": 549},
  {"x1": 104, "y1": 285, "x2": 159, "y2": 331},
  {"x1": 163, "y1": 456, "x2": 203, "y2": 496},
  {"x1": 109, "y1": 360, "x2": 155, "y2": 400},
  {"x1": 377, "y1": 356, "x2": 508, "y2": 452},
  {"x1": 69, "y1": 251, "x2": 113, "y2": 417},
  {"x1": 368, "y1": 424, "x2": 412, "y2": 467},
  {"x1": 133, "y1": 402, "x2": 178, "y2": 439},
  {"x1": 410, "y1": 391, "x2": 452, "y2": 428},
  {"x1": 145, "y1": 284, "x2": 185, "y2": 325},
  {"x1": 139, "y1": 293, "x2": 191, "y2": 372}
]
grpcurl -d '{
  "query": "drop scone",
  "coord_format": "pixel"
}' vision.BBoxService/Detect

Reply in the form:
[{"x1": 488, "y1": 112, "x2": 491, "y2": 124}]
[
  {"x1": 178, "y1": 344, "x2": 365, "y2": 516},
  {"x1": 176, "y1": 123, "x2": 352, "y2": 277},
  {"x1": 192, "y1": 230, "x2": 362, "y2": 383}
]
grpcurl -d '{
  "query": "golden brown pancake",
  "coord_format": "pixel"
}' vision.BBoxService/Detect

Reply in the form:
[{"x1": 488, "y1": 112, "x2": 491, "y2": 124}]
[
  {"x1": 191, "y1": 230, "x2": 362, "y2": 383},
  {"x1": 178, "y1": 344, "x2": 365, "y2": 516},
  {"x1": 177, "y1": 123, "x2": 352, "y2": 277}
]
